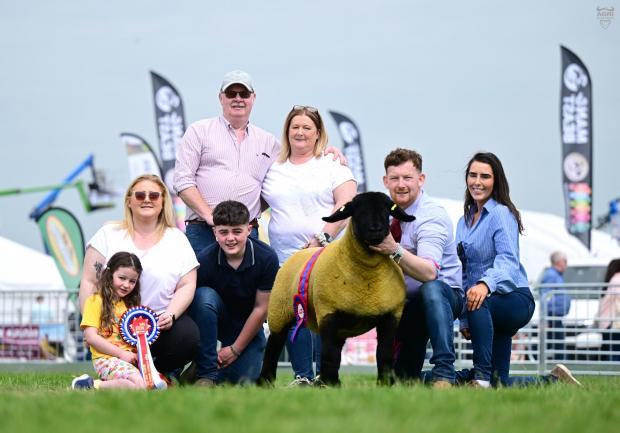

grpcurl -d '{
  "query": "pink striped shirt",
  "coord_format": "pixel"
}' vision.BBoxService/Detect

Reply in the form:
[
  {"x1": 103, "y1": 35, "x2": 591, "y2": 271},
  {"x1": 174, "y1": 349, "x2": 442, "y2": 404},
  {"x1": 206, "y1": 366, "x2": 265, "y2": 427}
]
[{"x1": 174, "y1": 116, "x2": 279, "y2": 220}]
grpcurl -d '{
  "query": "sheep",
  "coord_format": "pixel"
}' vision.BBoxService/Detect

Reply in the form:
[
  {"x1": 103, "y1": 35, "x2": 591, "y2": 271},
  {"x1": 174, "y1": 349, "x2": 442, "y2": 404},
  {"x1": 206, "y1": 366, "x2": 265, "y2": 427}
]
[{"x1": 258, "y1": 192, "x2": 415, "y2": 386}]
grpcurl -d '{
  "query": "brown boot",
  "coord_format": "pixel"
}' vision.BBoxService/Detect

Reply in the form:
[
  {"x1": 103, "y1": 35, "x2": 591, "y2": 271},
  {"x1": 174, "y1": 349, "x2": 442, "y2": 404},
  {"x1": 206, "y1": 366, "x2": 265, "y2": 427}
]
[{"x1": 195, "y1": 378, "x2": 217, "y2": 387}]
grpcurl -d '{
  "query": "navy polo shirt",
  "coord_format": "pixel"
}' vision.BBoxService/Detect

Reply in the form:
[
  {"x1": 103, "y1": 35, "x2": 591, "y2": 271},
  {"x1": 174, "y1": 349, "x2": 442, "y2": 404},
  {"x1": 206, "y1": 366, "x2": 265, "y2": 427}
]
[{"x1": 197, "y1": 238, "x2": 279, "y2": 322}]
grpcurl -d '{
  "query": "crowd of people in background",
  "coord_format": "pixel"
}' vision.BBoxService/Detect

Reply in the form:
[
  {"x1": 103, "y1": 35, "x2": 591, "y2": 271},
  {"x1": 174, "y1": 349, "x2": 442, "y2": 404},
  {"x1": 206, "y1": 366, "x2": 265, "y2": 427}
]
[{"x1": 72, "y1": 69, "x2": 617, "y2": 390}]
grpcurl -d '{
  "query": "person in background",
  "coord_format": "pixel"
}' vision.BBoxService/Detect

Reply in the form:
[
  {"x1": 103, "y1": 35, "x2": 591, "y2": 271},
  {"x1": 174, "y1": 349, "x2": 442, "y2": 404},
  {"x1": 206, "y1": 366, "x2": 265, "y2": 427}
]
[
  {"x1": 80, "y1": 174, "x2": 199, "y2": 380},
  {"x1": 594, "y1": 258, "x2": 620, "y2": 362},
  {"x1": 539, "y1": 251, "x2": 571, "y2": 360},
  {"x1": 186, "y1": 201, "x2": 279, "y2": 386},
  {"x1": 72, "y1": 252, "x2": 145, "y2": 390},
  {"x1": 456, "y1": 152, "x2": 580, "y2": 387},
  {"x1": 261, "y1": 105, "x2": 357, "y2": 385}
]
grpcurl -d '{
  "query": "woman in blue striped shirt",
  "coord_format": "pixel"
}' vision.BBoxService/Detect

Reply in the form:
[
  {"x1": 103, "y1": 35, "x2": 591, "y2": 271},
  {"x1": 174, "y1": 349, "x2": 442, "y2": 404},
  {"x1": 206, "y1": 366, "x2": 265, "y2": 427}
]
[{"x1": 456, "y1": 152, "x2": 579, "y2": 387}]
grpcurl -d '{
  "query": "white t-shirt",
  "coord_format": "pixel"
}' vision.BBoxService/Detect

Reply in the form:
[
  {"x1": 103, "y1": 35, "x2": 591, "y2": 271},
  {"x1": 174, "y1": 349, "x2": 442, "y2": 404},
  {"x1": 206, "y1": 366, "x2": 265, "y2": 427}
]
[
  {"x1": 88, "y1": 224, "x2": 199, "y2": 313},
  {"x1": 261, "y1": 156, "x2": 355, "y2": 264}
]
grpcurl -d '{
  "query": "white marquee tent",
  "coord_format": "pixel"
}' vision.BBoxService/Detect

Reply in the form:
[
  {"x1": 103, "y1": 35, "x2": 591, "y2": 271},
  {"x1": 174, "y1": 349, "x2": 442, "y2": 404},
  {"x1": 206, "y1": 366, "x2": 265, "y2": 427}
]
[{"x1": 0, "y1": 235, "x2": 64, "y2": 291}]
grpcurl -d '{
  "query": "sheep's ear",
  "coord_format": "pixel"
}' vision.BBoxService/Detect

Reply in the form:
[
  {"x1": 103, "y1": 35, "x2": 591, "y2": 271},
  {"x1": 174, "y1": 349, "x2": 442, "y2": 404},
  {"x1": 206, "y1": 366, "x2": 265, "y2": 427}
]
[
  {"x1": 323, "y1": 202, "x2": 353, "y2": 222},
  {"x1": 388, "y1": 202, "x2": 416, "y2": 222}
]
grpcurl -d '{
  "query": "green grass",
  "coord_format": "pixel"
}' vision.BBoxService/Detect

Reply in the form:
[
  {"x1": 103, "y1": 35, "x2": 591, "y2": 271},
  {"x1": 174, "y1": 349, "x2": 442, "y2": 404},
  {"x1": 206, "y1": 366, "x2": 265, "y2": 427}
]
[{"x1": 1, "y1": 369, "x2": 619, "y2": 433}]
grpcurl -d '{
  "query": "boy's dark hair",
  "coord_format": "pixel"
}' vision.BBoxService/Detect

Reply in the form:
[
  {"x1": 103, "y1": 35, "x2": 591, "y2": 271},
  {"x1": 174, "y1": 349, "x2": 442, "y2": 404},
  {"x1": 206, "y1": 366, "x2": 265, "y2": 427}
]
[
  {"x1": 213, "y1": 200, "x2": 250, "y2": 226},
  {"x1": 384, "y1": 148, "x2": 423, "y2": 172}
]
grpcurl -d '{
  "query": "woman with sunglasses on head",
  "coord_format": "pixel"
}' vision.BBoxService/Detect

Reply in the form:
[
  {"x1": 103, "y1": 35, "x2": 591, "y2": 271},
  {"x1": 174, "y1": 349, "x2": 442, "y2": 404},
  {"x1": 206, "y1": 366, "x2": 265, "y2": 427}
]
[
  {"x1": 456, "y1": 152, "x2": 579, "y2": 387},
  {"x1": 261, "y1": 106, "x2": 357, "y2": 386},
  {"x1": 79, "y1": 174, "x2": 199, "y2": 381}
]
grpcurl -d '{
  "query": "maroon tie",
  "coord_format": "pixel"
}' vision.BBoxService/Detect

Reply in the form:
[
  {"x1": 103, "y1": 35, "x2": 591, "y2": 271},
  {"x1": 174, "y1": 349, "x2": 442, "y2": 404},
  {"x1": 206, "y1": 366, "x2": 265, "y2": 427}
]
[{"x1": 390, "y1": 218, "x2": 401, "y2": 242}]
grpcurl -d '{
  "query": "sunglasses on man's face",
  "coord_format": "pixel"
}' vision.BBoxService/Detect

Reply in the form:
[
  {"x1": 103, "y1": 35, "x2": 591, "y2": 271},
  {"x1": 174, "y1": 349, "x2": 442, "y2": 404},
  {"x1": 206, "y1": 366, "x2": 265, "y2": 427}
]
[
  {"x1": 133, "y1": 191, "x2": 161, "y2": 201},
  {"x1": 223, "y1": 89, "x2": 252, "y2": 99}
]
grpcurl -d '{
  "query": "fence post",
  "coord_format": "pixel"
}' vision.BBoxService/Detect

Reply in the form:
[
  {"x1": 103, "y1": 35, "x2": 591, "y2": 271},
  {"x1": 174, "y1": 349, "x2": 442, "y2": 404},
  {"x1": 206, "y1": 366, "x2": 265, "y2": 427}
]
[{"x1": 538, "y1": 289, "x2": 547, "y2": 376}]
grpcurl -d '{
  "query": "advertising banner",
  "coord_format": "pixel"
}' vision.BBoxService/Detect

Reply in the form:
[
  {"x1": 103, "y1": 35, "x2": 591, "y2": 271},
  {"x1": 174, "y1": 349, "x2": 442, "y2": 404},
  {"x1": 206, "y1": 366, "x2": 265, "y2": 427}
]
[
  {"x1": 36, "y1": 207, "x2": 85, "y2": 288},
  {"x1": 560, "y1": 46, "x2": 593, "y2": 250},
  {"x1": 329, "y1": 111, "x2": 368, "y2": 193}
]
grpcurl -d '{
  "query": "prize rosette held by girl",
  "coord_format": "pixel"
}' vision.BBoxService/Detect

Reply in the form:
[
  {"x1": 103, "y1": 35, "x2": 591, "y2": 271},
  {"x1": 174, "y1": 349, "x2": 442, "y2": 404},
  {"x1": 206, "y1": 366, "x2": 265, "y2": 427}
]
[{"x1": 120, "y1": 306, "x2": 167, "y2": 389}]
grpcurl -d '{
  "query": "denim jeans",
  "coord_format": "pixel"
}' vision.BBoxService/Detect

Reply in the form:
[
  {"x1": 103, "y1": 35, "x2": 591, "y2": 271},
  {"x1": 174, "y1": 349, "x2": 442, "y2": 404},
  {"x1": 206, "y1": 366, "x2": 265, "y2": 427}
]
[
  {"x1": 285, "y1": 326, "x2": 319, "y2": 379},
  {"x1": 185, "y1": 222, "x2": 258, "y2": 257},
  {"x1": 547, "y1": 319, "x2": 566, "y2": 361},
  {"x1": 395, "y1": 280, "x2": 463, "y2": 383},
  {"x1": 188, "y1": 286, "x2": 266, "y2": 385},
  {"x1": 467, "y1": 286, "x2": 535, "y2": 384}
]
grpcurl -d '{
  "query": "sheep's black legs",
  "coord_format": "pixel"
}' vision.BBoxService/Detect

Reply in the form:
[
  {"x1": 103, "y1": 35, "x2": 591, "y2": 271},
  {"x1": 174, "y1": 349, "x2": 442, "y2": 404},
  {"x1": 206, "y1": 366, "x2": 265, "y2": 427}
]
[
  {"x1": 258, "y1": 328, "x2": 288, "y2": 386},
  {"x1": 319, "y1": 314, "x2": 347, "y2": 386},
  {"x1": 375, "y1": 313, "x2": 398, "y2": 386}
]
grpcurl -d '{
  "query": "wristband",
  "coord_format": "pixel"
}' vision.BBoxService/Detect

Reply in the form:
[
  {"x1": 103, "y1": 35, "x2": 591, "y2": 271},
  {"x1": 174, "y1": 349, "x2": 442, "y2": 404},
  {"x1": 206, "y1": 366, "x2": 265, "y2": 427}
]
[
  {"x1": 230, "y1": 344, "x2": 241, "y2": 357},
  {"x1": 390, "y1": 244, "x2": 404, "y2": 264},
  {"x1": 314, "y1": 232, "x2": 332, "y2": 247}
]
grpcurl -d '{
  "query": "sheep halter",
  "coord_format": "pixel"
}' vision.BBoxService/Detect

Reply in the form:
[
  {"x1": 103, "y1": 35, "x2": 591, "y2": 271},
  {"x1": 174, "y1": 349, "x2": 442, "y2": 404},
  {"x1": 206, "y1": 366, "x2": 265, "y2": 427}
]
[{"x1": 291, "y1": 247, "x2": 325, "y2": 343}]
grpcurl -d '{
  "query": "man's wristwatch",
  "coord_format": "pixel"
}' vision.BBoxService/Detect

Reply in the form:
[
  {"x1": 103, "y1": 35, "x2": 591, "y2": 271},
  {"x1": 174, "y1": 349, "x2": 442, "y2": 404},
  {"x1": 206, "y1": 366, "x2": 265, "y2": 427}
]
[
  {"x1": 314, "y1": 232, "x2": 332, "y2": 247},
  {"x1": 390, "y1": 244, "x2": 404, "y2": 264}
]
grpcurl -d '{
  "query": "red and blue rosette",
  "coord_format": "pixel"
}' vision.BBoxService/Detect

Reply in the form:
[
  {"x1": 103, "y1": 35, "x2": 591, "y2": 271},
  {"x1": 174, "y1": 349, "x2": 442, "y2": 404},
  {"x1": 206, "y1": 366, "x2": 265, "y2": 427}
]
[{"x1": 119, "y1": 306, "x2": 160, "y2": 346}]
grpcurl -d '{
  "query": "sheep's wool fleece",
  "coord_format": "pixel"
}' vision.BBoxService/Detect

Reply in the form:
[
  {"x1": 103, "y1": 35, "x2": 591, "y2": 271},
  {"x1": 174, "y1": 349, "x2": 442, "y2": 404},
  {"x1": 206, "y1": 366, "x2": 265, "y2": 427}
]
[{"x1": 267, "y1": 224, "x2": 406, "y2": 336}]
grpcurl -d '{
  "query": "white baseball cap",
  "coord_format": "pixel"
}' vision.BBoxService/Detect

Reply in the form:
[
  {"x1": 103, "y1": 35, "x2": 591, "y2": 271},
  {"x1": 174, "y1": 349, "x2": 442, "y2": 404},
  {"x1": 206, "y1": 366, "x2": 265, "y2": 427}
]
[{"x1": 220, "y1": 70, "x2": 254, "y2": 92}]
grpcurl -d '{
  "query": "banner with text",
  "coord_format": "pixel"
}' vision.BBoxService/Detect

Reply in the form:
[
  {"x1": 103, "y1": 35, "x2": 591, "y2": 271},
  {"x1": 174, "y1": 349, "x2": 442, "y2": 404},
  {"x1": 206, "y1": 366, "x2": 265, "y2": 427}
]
[
  {"x1": 150, "y1": 71, "x2": 187, "y2": 230},
  {"x1": 329, "y1": 111, "x2": 367, "y2": 193},
  {"x1": 560, "y1": 46, "x2": 593, "y2": 250}
]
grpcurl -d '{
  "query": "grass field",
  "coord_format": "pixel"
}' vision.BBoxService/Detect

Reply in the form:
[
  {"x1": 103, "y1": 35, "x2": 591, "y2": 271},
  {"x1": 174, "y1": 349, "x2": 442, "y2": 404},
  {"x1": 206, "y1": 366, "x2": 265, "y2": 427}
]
[{"x1": 1, "y1": 365, "x2": 619, "y2": 433}]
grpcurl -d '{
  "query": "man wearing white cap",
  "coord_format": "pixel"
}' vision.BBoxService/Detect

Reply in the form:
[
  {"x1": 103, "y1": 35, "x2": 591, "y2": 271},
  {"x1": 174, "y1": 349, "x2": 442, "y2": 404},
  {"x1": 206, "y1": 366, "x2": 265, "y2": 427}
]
[
  {"x1": 174, "y1": 70, "x2": 278, "y2": 255},
  {"x1": 174, "y1": 70, "x2": 344, "y2": 256}
]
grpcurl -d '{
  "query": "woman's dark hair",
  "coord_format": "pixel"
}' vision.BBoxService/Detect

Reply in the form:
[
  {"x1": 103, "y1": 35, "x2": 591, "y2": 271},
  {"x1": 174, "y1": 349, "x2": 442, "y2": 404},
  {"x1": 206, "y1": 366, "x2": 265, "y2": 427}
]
[
  {"x1": 95, "y1": 251, "x2": 142, "y2": 336},
  {"x1": 604, "y1": 259, "x2": 620, "y2": 283},
  {"x1": 464, "y1": 152, "x2": 524, "y2": 234}
]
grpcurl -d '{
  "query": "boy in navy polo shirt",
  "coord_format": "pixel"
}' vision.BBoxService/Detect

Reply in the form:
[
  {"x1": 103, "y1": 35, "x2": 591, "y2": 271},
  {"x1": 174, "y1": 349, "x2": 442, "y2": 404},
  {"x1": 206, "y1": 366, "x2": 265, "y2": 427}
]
[{"x1": 188, "y1": 200, "x2": 279, "y2": 386}]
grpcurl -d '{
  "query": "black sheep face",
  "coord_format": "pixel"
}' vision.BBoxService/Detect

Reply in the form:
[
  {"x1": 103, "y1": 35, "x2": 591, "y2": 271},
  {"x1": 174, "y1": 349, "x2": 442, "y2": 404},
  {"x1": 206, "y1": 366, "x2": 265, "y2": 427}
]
[{"x1": 323, "y1": 192, "x2": 415, "y2": 246}]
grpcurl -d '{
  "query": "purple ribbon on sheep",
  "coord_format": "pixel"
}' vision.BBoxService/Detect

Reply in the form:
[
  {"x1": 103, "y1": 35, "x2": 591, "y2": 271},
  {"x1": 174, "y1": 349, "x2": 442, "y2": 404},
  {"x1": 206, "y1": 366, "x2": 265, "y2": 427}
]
[{"x1": 291, "y1": 247, "x2": 325, "y2": 343}]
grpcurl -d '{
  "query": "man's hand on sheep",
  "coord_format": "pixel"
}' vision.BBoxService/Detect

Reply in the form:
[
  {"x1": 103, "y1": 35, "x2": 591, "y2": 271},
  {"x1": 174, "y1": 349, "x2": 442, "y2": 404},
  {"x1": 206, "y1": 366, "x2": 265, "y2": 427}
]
[
  {"x1": 217, "y1": 345, "x2": 239, "y2": 369},
  {"x1": 368, "y1": 233, "x2": 400, "y2": 256}
]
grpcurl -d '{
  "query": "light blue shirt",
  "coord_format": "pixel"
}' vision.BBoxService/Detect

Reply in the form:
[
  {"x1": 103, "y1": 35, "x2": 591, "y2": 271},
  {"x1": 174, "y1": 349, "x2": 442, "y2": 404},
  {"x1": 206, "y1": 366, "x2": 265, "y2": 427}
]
[
  {"x1": 399, "y1": 190, "x2": 463, "y2": 298},
  {"x1": 456, "y1": 198, "x2": 529, "y2": 295},
  {"x1": 540, "y1": 267, "x2": 571, "y2": 317}
]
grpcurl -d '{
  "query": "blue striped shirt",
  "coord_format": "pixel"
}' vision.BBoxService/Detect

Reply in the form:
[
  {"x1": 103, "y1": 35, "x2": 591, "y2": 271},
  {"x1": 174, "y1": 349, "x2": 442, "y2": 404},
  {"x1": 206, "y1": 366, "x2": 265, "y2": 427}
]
[
  {"x1": 399, "y1": 191, "x2": 463, "y2": 298},
  {"x1": 456, "y1": 198, "x2": 529, "y2": 295}
]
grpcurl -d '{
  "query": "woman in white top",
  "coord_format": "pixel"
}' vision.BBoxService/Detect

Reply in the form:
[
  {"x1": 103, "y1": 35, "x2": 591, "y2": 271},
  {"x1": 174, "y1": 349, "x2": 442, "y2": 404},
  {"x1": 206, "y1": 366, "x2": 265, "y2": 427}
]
[
  {"x1": 80, "y1": 174, "x2": 199, "y2": 376},
  {"x1": 262, "y1": 105, "x2": 357, "y2": 384}
]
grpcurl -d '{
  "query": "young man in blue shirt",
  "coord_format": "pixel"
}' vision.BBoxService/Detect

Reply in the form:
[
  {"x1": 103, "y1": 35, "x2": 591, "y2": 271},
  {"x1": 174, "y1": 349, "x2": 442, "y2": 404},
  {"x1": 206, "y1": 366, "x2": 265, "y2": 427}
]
[
  {"x1": 369, "y1": 148, "x2": 463, "y2": 388},
  {"x1": 187, "y1": 200, "x2": 279, "y2": 386}
]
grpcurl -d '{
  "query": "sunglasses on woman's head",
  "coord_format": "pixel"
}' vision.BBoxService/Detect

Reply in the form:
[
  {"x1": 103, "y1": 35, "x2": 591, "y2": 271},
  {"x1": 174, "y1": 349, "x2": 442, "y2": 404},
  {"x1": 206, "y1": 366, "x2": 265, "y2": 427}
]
[
  {"x1": 133, "y1": 191, "x2": 161, "y2": 201},
  {"x1": 223, "y1": 89, "x2": 252, "y2": 99},
  {"x1": 293, "y1": 105, "x2": 318, "y2": 113}
]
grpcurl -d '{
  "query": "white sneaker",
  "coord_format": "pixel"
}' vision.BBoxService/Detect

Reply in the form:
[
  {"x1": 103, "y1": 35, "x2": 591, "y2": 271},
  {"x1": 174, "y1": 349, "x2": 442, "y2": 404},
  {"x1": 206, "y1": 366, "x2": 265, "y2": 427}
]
[
  {"x1": 550, "y1": 364, "x2": 582, "y2": 387},
  {"x1": 287, "y1": 375, "x2": 313, "y2": 387}
]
